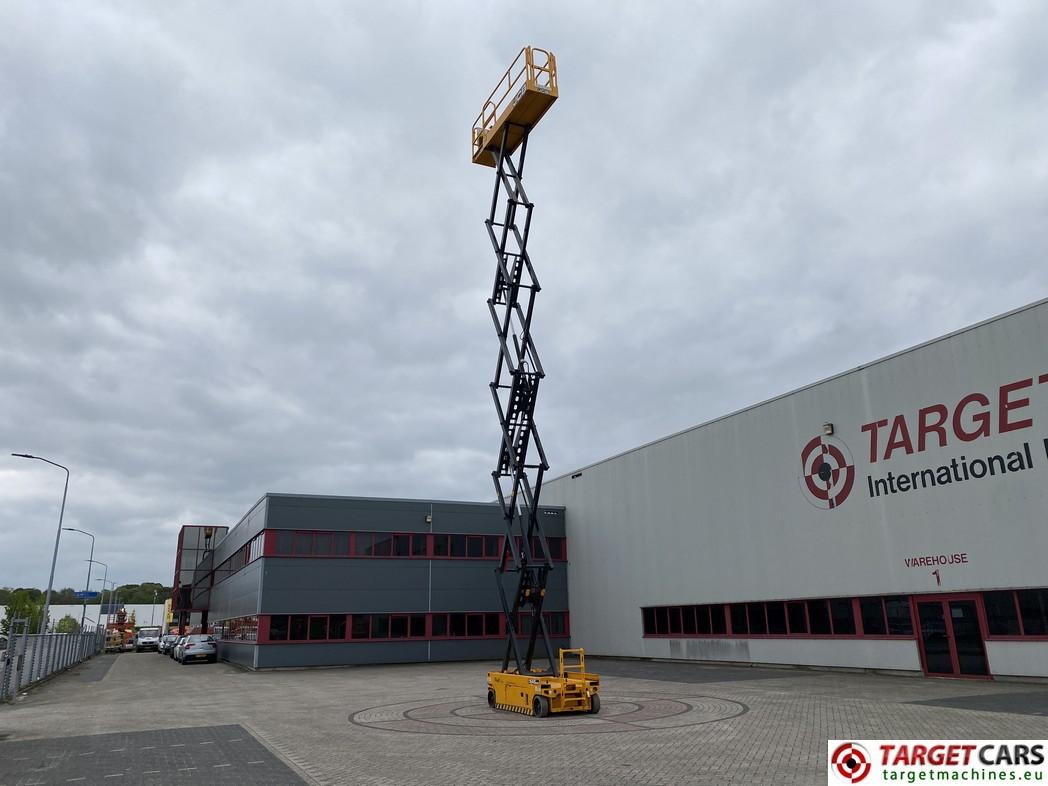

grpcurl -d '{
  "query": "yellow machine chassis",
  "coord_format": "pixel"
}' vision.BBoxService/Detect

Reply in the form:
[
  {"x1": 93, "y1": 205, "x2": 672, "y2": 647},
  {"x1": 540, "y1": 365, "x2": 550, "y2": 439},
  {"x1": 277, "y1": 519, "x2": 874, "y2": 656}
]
[{"x1": 487, "y1": 648, "x2": 600, "y2": 717}]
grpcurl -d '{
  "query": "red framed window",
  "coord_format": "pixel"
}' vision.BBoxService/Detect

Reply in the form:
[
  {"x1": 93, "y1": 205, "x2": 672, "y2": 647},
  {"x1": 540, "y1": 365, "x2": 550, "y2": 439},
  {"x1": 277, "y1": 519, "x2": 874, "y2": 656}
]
[
  {"x1": 983, "y1": 588, "x2": 1048, "y2": 638},
  {"x1": 292, "y1": 532, "x2": 313, "y2": 556},
  {"x1": 641, "y1": 595, "x2": 914, "y2": 639}
]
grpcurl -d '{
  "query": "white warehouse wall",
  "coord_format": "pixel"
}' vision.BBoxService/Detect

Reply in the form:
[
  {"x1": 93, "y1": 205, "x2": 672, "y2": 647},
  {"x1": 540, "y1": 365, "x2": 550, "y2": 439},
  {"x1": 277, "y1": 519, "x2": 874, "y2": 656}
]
[{"x1": 544, "y1": 299, "x2": 1048, "y2": 677}]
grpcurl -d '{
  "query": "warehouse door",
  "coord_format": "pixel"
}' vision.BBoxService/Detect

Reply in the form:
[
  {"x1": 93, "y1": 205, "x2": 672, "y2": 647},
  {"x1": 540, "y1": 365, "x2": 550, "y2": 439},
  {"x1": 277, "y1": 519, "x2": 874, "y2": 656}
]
[{"x1": 914, "y1": 595, "x2": 989, "y2": 678}]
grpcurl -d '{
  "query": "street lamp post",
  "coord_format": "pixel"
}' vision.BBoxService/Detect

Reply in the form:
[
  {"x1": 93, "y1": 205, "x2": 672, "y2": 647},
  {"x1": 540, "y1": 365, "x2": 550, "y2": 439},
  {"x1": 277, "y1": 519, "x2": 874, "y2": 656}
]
[
  {"x1": 88, "y1": 561, "x2": 108, "y2": 634},
  {"x1": 151, "y1": 589, "x2": 158, "y2": 626},
  {"x1": 12, "y1": 453, "x2": 70, "y2": 634},
  {"x1": 62, "y1": 527, "x2": 95, "y2": 631}
]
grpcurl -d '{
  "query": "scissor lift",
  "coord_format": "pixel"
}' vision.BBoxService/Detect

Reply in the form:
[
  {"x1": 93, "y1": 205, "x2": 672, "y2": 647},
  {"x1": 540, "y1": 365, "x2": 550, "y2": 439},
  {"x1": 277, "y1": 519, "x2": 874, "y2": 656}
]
[{"x1": 473, "y1": 46, "x2": 599, "y2": 717}]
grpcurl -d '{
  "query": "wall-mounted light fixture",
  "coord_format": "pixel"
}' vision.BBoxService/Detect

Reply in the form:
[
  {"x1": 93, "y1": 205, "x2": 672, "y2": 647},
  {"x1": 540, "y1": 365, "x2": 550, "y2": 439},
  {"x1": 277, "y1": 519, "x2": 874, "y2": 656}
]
[
  {"x1": 424, "y1": 514, "x2": 432, "y2": 524},
  {"x1": 822, "y1": 423, "x2": 835, "y2": 436}
]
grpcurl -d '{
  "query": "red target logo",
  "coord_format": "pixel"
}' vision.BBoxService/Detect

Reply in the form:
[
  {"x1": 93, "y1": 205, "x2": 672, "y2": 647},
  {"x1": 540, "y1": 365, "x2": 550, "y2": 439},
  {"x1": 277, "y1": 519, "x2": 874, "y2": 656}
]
[
  {"x1": 800, "y1": 435, "x2": 855, "y2": 510},
  {"x1": 830, "y1": 742, "x2": 872, "y2": 783}
]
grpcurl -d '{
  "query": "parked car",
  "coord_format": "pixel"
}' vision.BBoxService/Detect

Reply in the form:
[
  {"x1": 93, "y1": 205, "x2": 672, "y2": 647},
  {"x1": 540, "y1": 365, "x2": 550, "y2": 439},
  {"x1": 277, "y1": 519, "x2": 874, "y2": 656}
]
[
  {"x1": 177, "y1": 634, "x2": 217, "y2": 665},
  {"x1": 171, "y1": 636, "x2": 188, "y2": 660},
  {"x1": 134, "y1": 627, "x2": 162, "y2": 653},
  {"x1": 158, "y1": 634, "x2": 179, "y2": 655}
]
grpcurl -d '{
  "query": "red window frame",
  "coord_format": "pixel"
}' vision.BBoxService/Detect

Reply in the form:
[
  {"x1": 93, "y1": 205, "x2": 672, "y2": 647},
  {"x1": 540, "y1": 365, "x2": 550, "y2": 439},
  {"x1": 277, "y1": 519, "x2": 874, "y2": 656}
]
[
  {"x1": 642, "y1": 596, "x2": 917, "y2": 641},
  {"x1": 258, "y1": 529, "x2": 566, "y2": 561},
  {"x1": 982, "y1": 588, "x2": 1048, "y2": 641}
]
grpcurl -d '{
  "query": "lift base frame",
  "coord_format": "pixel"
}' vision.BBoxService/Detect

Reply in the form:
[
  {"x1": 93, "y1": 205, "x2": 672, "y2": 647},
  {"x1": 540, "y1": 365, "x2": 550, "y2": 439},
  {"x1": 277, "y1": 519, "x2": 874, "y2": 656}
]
[{"x1": 486, "y1": 648, "x2": 600, "y2": 717}]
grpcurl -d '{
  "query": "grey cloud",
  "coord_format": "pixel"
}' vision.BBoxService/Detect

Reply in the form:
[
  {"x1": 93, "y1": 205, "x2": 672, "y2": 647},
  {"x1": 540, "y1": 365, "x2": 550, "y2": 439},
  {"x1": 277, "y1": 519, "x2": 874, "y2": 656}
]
[{"x1": 2, "y1": 1, "x2": 1046, "y2": 589}]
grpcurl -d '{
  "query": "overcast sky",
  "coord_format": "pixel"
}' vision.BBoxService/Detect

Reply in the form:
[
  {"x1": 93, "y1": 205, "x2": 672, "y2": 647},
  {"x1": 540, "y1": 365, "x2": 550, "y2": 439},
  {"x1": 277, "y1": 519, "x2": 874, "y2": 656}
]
[{"x1": 1, "y1": 1, "x2": 1046, "y2": 590}]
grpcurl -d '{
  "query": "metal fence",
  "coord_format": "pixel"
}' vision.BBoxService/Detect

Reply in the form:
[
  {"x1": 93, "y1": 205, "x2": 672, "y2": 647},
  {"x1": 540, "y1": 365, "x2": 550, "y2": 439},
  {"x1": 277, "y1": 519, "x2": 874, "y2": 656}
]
[{"x1": 0, "y1": 618, "x2": 104, "y2": 702}]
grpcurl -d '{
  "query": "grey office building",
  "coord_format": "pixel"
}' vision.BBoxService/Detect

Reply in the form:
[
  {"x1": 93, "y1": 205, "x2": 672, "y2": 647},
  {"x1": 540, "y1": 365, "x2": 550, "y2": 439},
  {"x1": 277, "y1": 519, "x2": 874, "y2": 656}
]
[{"x1": 171, "y1": 494, "x2": 570, "y2": 669}]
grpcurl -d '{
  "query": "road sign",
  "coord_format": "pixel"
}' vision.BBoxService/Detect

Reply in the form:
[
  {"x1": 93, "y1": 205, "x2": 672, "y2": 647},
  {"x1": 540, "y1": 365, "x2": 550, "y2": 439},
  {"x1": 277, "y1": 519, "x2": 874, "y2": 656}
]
[{"x1": 73, "y1": 591, "x2": 100, "y2": 599}]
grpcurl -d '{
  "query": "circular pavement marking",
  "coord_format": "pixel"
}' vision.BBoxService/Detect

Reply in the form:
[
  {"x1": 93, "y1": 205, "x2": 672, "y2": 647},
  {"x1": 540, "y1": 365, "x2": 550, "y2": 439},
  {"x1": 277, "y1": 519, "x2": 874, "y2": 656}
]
[{"x1": 349, "y1": 693, "x2": 747, "y2": 736}]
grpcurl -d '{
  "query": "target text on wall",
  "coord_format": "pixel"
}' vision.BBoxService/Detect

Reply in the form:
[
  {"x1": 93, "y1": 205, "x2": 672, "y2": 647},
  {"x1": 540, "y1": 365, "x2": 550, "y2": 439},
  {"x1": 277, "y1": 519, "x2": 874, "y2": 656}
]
[{"x1": 860, "y1": 374, "x2": 1048, "y2": 501}]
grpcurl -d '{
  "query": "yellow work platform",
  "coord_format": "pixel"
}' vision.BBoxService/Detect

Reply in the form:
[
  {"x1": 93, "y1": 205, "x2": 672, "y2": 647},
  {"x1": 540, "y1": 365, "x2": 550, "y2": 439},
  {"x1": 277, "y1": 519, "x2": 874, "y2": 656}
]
[
  {"x1": 471, "y1": 47, "x2": 558, "y2": 167},
  {"x1": 487, "y1": 648, "x2": 600, "y2": 717}
]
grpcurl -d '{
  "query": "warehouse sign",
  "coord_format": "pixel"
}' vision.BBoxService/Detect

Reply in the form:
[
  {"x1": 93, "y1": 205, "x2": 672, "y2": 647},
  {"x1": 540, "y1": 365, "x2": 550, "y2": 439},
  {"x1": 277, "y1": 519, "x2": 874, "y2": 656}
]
[{"x1": 801, "y1": 373, "x2": 1048, "y2": 509}]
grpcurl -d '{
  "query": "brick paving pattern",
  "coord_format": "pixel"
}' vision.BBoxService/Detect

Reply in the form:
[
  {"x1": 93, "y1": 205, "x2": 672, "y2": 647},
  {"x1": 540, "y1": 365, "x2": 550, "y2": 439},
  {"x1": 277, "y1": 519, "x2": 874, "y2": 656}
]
[{"x1": 1, "y1": 651, "x2": 1047, "y2": 785}]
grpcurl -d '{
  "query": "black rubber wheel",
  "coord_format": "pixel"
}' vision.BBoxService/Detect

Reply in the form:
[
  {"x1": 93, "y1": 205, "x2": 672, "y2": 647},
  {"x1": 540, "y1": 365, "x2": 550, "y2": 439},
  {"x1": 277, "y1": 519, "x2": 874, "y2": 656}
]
[
  {"x1": 487, "y1": 689, "x2": 496, "y2": 708},
  {"x1": 587, "y1": 694, "x2": 601, "y2": 714},
  {"x1": 532, "y1": 695, "x2": 550, "y2": 718}
]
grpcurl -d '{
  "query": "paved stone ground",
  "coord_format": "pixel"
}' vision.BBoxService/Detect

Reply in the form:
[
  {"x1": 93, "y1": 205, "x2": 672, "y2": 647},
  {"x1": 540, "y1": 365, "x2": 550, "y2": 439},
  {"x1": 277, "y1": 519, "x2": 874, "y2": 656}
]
[
  {"x1": 0, "y1": 724, "x2": 306, "y2": 786},
  {"x1": 2, "y1": 652, "x2": 1048, "y2": 785}
]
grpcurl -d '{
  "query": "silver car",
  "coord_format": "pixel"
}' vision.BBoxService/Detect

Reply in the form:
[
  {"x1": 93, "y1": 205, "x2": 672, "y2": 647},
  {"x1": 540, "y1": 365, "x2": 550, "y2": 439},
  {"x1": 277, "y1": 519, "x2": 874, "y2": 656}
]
[
  {"x1": 171, "y1": 636, "x2": 188, "y2": 660},
  {"x1": 178, "y1": 634, "x2": 217, "y2": 664}
]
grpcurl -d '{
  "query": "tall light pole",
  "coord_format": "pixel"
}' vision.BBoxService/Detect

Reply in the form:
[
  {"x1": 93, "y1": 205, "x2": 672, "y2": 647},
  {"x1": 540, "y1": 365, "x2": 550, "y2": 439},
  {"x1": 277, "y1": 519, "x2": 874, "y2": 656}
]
[
  {"x1": 87, "y1": 559, "x2": 107, "y2": 632},
  {"x1": 150, "y1": 589, "x2": 158, "y2": 626},
  {"x1": 13, "y1": 453, "x2": 70, "y2": 634},
  {"x1": 62, "y1": 527, "x2": 95, "y2": 631},
  {"x1": 94, "y1": 572, "x2": 113, "y2": 636}
]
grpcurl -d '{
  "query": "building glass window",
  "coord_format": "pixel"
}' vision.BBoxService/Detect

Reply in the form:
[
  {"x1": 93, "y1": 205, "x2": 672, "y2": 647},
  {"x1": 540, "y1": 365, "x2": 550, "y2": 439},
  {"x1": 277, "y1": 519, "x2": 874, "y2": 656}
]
[
  {"x1": 466, "y1": 614, "x2": 484, "y2": 637},
  {"x1": 314, "y1": 533, "x2": 333, "y2": 556},
  {"x1": 269, "y1": 615, "x2": 289, "y2": 641},
  {"x1": 330, "y1": 615, "x2": 347, "y2": 640},
  {"x1": 373, "y1": 533, "x2": 392, "y2": 557},
  {"x1": 682, "y1": 605, "x2": 697, "y2": 635},
  {"x1": 830, "y1": 599, "x2": 856, "y2": 635},
  {"x1": 467, "y1": 536, "x2": 484, "y2": 558},
  {"x1": 411, "y1": 534, "x2": 428, "y2": 556},
  {"x1": 290, "y1": 615, "x2": 309, "y2": 641},
  {"x1": 293, "y1": 532, "x2": 312, "y2": 556},
  {"x1": 431, "y1": 614, "x2": 448, "y2": 637},
  {"x1": 668, "y1": 607, "x2": 682, "y2": 635},
  {"x1": 860, "y1": 598, "x2": 887, "y2": 635},
  {"x1": 371, "y1": 615, "x2": 390, "y2": 639},
  {"x1": 449, "y1": 613, "x2": 467, "y2": 637},
  {"x1": 983, "y1": 591, "x2": 1021, "y2": 636},
  {"x1": 747, "y1": 603, "x2": 768, "y2": 635},
  {"x1": 884, "y1": 597, "x2": 913, "y2": 635},
  {"x1": 334, "y1": 532, "x2": 350, "y2": 555},
  {"x1": 484, "y1": 535, "x2": 501, "y2": 558},
  {"x1": 410, "y1": 615, "x2": 426, "y2": 638},
  {"x1": 485, "y1": 613, "x2": 501, "y2": 636},
  {"x1": 450, "y1": 535, "x2": 467, "y2": 558},
  {"x1": 807, "y1": 600, "x2": 831, "y2": 635},
  {"x1": 351, "y1": 615, "x2": 369, "y2": 639},
  {"x1": 275, "y1": 531, "x2": 293, "y2": 555},
  {"x1": 642, "y1": 607, "x2": 656, "y2": 635},
  {"x1": 694, "y1": 605, "x2": 711, "y2": 635},
  {"x1": 730, "y1": 604, "x2": 748, "y2": 635},
  {"x1": 655, "y1": 607, "x2": 669, "y2": 635},
  {"x1": 309, "y1": 616, "x2": 328, "y2": 640},
  {"x1": 766, "y1": 602, "x2": 787, "y2": 634},
  {"x1": 786, "y1": 602, "x2": 808, "y2": 634},
  {"x1": 710, "y1": 605, "x2": 727, "y2": 635},
  {"x1": 390, "y1": 616, "x2": 408, "y2": 638},
  {"x1": 354, "y1": 533, "x2": 372, "y2": 556},
  {"x1": 432, "y1": 534, "x2": 450, "y2": 557},
  {"x1": 1018, "y1": 589, "x2": 1048, "y2": 636}
]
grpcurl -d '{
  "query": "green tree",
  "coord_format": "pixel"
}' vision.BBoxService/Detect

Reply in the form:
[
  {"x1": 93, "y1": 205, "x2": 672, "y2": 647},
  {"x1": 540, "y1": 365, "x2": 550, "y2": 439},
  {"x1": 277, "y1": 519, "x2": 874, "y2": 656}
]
[
  {"x1": 55, "y1": 615, "x2": 80, "y2": 634},
  {"x1": 52, "y1": 587, "x2": 79, "y2": 604},
  {"x1": 0, "y1": 590, "x2": 47, "y2": 636}
]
